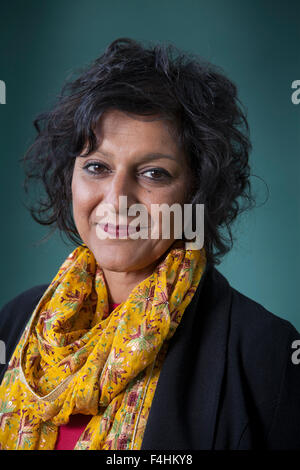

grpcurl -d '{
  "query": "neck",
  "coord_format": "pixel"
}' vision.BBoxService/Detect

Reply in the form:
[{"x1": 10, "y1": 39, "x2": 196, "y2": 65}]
[{"x1": 102, "y1": 263, "x2": 158, "y2": 304}]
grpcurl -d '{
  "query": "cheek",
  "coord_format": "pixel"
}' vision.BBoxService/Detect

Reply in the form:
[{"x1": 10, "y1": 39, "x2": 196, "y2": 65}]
[
  {"x1": 71, "y1": 174, "x2": 99, "y2": 224},
  {"x1": 147, "y1": 182, "x2": 187, "y2": 206},
  {"x1": 143, "y1": 184, "x2": 187, "y2": 236}
]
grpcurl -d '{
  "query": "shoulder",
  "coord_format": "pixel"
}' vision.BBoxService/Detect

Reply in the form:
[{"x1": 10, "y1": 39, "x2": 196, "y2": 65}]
[
  {"x1": 205, "y1": 268, "x2": 300, "y2": 448},
  {"x1": 209, "y1": 266, "x2": 299, "y2": 341},
  {"x1": 0, "y1": 285, "x2": 48, "y2": 379},
  {"x1": 230, "y1": 280, "x2": 299, "y2": 391},
  {"x1": 202, "y1": 266, "x2": 300, "y2": 402},
  {"x1": 228, "y1": 278, "x2": 300, "y2": 363},
  {"x1": 0, "y1": 284, "x2": 48, "y2": 329},
  {"x1": 0, "y1": 284, "x2": 48, "y2": 337},
  {"x1": 212, "y1": 268, "x2": 300, "y2": 374},
  {"x1": 201, "y1": 265, "x2": 299, "y2": 347}
]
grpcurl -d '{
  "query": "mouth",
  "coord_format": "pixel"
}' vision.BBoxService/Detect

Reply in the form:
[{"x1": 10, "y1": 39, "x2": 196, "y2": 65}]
[{"x1": 96, "y1": 222, "x2": 147, "y2": 238}]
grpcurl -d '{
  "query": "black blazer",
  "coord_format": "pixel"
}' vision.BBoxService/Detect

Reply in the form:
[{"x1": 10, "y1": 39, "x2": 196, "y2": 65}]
[{"x1": 1, "y1": 265, "x2": 300, "y2": 450}]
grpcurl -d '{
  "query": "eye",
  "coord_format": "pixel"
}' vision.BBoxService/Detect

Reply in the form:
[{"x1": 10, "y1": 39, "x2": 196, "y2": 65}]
[
  {"x1": 140, "y1": 168, "x2": 171, "y2": 181},
  {"x1": 82, "y1": 161, "x2": 110, "y2": 176}
]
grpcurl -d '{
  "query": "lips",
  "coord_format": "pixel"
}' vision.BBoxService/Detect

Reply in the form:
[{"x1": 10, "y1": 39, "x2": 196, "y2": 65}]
[
  {"x1": 106, "y1": 223, "x2": 139, "y2": 236},
  {"x1": 98, "y1": 222, "x2": 143, "y2": 237}
]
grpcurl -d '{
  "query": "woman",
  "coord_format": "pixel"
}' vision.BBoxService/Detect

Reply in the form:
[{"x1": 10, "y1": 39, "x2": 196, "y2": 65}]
[{"x1": 0, "y1": 38, "x2": 299, "y2": 451}]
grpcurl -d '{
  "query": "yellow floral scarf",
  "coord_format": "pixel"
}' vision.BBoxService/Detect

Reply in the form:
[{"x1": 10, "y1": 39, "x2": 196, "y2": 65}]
[{"x1": 0, "y1": 243, "x2": 206, "y2": 450}]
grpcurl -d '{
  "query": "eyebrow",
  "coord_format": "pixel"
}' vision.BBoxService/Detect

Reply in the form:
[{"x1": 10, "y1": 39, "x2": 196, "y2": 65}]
[{"x1": 82, "y1": 150, "x2": 178, "y2": 163}]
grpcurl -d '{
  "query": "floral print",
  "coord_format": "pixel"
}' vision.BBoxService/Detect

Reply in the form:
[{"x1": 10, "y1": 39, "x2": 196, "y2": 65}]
[{"x1": 0, "y1": 243, "x2": 206, "y2": 450}]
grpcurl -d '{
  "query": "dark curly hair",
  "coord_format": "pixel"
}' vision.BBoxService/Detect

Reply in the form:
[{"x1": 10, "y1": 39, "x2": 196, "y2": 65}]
[{"x1": 23, "y1": 37, "x2": 257, "y2": 266}]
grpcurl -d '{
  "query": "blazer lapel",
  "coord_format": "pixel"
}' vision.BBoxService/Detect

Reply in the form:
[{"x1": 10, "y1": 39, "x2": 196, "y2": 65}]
[{"x1": 141, "y1": 266, "x2": 232, "y2": 450}]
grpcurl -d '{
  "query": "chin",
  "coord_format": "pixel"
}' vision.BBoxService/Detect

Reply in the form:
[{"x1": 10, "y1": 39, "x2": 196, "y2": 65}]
[
  {"x1": 88, "y1": 240, "x2": 146, "y2": 272},
  {"x1": 91, "y1": 240, "x2": 172, "y2": 274}
]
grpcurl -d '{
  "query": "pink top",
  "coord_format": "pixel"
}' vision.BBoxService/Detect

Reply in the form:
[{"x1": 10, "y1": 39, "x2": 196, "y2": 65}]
[{"x1": 55, "y1": 303, "x2": 121, "y2": 450}]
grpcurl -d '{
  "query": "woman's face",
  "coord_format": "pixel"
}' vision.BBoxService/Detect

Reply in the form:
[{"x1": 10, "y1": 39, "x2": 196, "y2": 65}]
[{"x1": 72, "y1": 109, "x2": 191, "y2": 273}]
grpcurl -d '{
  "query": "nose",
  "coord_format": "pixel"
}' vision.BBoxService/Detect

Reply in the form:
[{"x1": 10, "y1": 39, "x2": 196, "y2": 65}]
[{"x1": 101, "y1": 168, "x2": 136, "y2": 216}]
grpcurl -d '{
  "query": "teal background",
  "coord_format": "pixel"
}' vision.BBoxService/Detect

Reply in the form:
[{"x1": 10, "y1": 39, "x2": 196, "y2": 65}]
[{"x1": 0, "y1": 0, "x2": 299, "y2": 328}]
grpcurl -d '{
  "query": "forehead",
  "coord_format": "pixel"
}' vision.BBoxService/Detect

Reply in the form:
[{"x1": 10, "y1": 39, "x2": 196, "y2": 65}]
[{"x1": 93, "y1": 109, "x2": 181, "y2": 153}]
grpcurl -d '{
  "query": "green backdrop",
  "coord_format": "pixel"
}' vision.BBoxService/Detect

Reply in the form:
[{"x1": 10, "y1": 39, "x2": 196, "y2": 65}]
[{"x1": 0, "y1": 0, "x2": 299, "y2": 329}]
